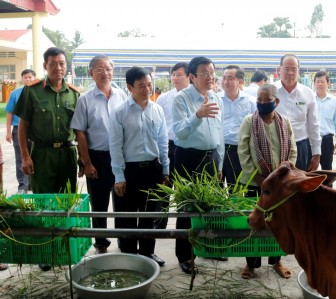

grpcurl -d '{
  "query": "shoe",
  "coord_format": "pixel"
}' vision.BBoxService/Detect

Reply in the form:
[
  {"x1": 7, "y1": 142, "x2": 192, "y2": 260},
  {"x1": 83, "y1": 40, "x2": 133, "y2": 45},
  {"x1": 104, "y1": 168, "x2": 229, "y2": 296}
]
[
  {"x1": 179, "y1": 260, "x2": 198, "y2": 274},
  {"x1": 150, "y1": 254, "x2": 165, "y2": 266},
  {"x1": 95, "y1": 246, "x2": 108, "y2": 255},
  {"x1": 38, "y1": 264, "x2": 51, "y2": 271},
  {"x1": 209, "y1": 257, "x2": 228, "y2": 261},
  {"x1": 0, "y1": 264, "x2": 8, "y2": 271}
]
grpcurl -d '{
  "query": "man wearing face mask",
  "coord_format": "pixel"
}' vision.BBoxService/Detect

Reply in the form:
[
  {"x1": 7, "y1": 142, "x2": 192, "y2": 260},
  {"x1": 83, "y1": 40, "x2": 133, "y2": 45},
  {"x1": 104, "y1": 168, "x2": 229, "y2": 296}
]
[{"x1": 238, "y1": 84, "x2": 297, "y2": 279}]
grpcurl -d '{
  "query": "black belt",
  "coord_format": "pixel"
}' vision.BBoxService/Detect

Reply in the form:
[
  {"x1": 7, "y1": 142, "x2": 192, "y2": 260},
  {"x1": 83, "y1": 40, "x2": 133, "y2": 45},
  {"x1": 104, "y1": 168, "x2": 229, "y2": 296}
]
[
  {"x1": 33, "y1": 140, "x2": 77, "y2": 148},
  {"x1": 126, "y1": 158, "x2": 159, "y2": 168},
  {"x1": 322, "y1": 134, "x2": 334, "y2": 138},
  {"x1": 225, "y1": 144, "x2": 238, "y2": 149}
]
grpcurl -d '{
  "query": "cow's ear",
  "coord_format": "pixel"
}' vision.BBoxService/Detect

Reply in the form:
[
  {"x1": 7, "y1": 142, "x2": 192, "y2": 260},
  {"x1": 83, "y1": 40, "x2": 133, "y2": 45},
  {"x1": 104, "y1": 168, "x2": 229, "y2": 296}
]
[
  {"x1": 292, "y1": 175, "x2": 327, "y2": 193},
  {"x1": 309, "y1": 170, "x2": 336, "y2": 186}
]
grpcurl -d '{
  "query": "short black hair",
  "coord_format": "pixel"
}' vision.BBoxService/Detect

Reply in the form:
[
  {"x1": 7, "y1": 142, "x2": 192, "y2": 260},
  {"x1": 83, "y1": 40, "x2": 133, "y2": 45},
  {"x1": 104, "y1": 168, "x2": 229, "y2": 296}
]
[
  {"x1": 224, "y1": 65, "x2": 245, "y2": 80},
  {"x1": 43, "y1": 47, "x2": 66, "y2": 63},
  {"x1": 126, "y1": 66, "x2": 151, "y2": 86},
  {"x1": 171, "y1": 62, "x2": 188, "y2": 74},
  {"x1": 21, "y1": 69, "x2": 36, "y2": 77},
  {"x1": 314, "y1": 70, "x2": 329, "y2": 83},
  {"x1": 251, "y1": 70, "x2": 268, "y2": 83},
  {"x1": 188, "y1": 56, "x2": 214, "y2": 76}
]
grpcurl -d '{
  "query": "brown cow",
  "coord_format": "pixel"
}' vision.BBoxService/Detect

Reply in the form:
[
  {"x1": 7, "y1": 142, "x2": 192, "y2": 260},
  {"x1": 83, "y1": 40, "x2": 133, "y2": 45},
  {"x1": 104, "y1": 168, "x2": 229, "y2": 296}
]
[{"x1": 249, "y1": 160, "x2": 336, "y2": 299}]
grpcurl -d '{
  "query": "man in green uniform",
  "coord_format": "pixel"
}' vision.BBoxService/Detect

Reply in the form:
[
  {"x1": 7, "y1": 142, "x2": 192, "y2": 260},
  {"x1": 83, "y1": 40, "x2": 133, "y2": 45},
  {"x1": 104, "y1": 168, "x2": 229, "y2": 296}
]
[{"x1": 14, "y1": 47, "x2": 80, "y2": 194}]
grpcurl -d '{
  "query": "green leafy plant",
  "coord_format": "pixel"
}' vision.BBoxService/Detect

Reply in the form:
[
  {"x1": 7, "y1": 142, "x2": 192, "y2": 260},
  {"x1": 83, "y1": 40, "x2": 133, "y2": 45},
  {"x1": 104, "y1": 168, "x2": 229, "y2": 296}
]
[
  {"x1": 54, "y1": 180, "x2": 83, "y2": 215},
  {"x1": 145, "y1": 166, "x2": 257, "y2": 214}
]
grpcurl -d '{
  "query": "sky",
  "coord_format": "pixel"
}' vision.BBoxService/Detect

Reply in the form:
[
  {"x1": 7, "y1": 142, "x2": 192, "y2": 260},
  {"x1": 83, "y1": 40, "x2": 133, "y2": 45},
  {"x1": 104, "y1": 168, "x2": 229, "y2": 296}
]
[{"x1": 0, "y1": 0, "x2": 335, "y2": 44}]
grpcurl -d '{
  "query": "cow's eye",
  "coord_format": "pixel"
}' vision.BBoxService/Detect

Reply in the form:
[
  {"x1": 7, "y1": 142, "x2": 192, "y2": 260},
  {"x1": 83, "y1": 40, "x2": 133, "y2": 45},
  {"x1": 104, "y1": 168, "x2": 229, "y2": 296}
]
[{"x1": 262, "y1": 190, "x2": 271, "y2": 196}]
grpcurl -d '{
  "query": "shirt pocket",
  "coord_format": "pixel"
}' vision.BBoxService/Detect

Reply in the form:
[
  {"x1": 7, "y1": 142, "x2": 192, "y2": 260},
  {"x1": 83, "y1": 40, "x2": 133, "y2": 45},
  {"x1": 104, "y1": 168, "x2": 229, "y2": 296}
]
[{"x1": 151, "y1": 120, "x2": 161, "y2": 138}]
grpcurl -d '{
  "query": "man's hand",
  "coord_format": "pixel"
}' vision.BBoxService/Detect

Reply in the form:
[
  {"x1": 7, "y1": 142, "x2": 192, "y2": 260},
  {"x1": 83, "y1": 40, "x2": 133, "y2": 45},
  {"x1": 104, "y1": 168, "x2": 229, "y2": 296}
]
[
  {"x1": 6, "y1": 132, "x2": 12, "y2": 143},
  {"x1": 196, "y1": 97, "x2": 219, "y2": 119},
  {"x1": 307, "y1": 155, "x2": 320, "y2": 171},
  {"x1": 84, "y1": 162, "x2": 98, "y2": 179},
  {"x1": 22, "y1": 157, "x2": 34, "y2": 175},
  {"x1": 114, "y1": 182, "x2": 126, "y2": 197},
  {"x1": 162, "y1": 175, "x2": 169, "y2": 185}
]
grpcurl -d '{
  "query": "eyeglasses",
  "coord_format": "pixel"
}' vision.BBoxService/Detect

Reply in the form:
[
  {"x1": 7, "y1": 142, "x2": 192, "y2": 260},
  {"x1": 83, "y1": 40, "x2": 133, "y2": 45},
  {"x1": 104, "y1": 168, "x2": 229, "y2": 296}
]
[
  {"x1": 196, "y1": 72, "x2": 216, "y2": 79},
  {"x1": 94, "y1": 68, "x2": 113, "y2": 74}
]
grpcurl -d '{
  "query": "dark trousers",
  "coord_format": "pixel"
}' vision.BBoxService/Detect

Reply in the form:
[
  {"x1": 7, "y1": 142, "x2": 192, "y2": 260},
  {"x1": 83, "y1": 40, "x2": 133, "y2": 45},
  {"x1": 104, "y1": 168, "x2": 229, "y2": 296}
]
[
  {"x1": 222, "y1": 144, "x2": 242, "y2": 186},
  {"x1": 113, "y1": 159, "x2": 162, "y2": 256},
  {"x1": 320, "y1": 134, "x2": 334, "y2": 170},
  {"x1": 86, "y1": 150, "x2": 114, "y2": 248},
  {"x1": 245, "y1": 185, "x2": 281, "y2": 268},
  {"x1": 12, "y1": 126, "x2": 30, "y2": 191},
  {"x1": 174, "y1": 146, "x2": 216, "y2": 263},
  {"x1": 295, "y1": 138, "x2": 312, "y2": 171},
  {"x1": 154, "y1": 140, "x2": 176, "y2": 229}
]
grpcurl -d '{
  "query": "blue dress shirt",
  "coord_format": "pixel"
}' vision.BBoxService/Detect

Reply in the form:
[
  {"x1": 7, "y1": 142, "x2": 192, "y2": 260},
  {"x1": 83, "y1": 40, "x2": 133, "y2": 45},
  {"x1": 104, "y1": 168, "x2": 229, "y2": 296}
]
[
  {"x1": 109, "y1": 97, "x2": 169, "y2": 183},
  {"x1": 172, "y1": 84, "x2": 224, "y2": 169}
]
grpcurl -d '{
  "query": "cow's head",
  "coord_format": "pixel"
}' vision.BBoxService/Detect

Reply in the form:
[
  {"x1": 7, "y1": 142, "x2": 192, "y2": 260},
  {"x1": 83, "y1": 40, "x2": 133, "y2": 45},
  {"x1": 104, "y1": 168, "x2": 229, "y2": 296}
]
[{"x1": 249, "y1": 161, "x2": 327, "y2": 230}]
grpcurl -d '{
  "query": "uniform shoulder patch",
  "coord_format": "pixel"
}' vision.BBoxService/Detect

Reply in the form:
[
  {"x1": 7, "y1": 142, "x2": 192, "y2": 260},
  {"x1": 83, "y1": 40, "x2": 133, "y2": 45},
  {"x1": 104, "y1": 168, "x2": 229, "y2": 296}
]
[
  {"x1": 26, "y1": 79, "x2": 42, "y2": 86},
  {"x1": 67, "y1": 83, "x2": 81, "y2": 93}
]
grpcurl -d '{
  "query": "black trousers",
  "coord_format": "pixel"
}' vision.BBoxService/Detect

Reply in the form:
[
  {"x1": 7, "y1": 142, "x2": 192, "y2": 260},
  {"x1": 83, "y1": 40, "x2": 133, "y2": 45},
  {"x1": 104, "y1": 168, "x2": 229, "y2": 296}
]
[
  {"x1": 245, "y1": 185, "x2": 281, "y2": 268},
  {"x1": 153, "y1": 140, "x2": 176, "y2": 229},
  {"x1": 113, "y1": 159, "x2": 162, "y2": 256},
  {"x1": 320, "y1": 134, "x2": 334, "y2": 170},
  {"x1": 174, "y1": 146, "x2": 216, "y2": 263},
  {"x1": 222, "y1": 144, "x2": 242, "y2": 186},
  {"x1": 86, "y1": 150, "x2": 114, "y2": 248}
]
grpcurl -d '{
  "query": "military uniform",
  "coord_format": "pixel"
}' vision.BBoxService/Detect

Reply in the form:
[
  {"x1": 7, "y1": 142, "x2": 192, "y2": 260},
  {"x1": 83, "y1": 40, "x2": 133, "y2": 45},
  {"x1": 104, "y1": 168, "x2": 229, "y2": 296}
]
[{"x1": 14, "y1": 78, "x2": 80, "y2": 193}]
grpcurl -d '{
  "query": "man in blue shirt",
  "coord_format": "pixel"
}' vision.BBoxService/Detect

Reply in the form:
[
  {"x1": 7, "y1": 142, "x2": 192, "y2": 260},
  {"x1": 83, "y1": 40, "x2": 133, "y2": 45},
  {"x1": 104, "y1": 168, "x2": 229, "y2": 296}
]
[
  {"x1": 71, "y1": 55, "x2": 127, "y2": 254},
  {"x1": 173, "y1": 56, "x2": 224, "y2": 274},
  {"x1": 5, "y1": 69, "x2": 36, "y2": 193},
  {"x1": 219, "y1": 65, "x2": 256, "y2": 187},
  {"x1": 314, "y1": 71, "x2": 336, "y2": 171},
  {"x1": 109, "y1": 66, "x2": 169, "y2": 266}
]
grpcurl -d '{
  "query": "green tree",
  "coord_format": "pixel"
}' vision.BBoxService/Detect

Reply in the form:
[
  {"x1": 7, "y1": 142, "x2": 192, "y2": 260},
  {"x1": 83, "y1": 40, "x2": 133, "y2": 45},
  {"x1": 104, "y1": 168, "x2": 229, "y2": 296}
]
[
  {"x1": 257, "y1": 17, "x2": 293, "y2": 38},
  {"x1": 71, "y1": 30, "x2": 85, "y2": 49},
  {"x1": 307, "y1": 3, "x2": 324, "y2": 37}
]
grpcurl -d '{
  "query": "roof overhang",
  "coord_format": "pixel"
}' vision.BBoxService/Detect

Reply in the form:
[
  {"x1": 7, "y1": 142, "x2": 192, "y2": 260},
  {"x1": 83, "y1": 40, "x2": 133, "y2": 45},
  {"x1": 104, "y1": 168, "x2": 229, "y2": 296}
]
[{"x1": 0, "y1": 0, "x2": 59, "y2": 16}]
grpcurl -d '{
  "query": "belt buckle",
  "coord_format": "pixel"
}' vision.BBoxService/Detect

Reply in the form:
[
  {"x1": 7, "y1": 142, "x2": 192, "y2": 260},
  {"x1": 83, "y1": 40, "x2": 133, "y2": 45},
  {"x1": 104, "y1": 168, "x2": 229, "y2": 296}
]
[
  {"x1": 139, "y1": 161, "x2": 149, "y2": 168},
  {"x1": 53, "y1": 142, "x2": 62, "y2": 148}
]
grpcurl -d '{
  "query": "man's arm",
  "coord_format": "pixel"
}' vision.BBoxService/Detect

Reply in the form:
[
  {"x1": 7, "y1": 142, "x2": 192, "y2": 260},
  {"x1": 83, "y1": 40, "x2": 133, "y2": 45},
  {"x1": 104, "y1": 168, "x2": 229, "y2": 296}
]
[
  {"x1": 5, "y1": 113, "x2": 13, "y2": 143},
  {"x1": 18, "y1": 119, "x2": 34, "y2": 175},
  {"x1": 75, "y1": 130, "x2": 97, "y2": 179}
]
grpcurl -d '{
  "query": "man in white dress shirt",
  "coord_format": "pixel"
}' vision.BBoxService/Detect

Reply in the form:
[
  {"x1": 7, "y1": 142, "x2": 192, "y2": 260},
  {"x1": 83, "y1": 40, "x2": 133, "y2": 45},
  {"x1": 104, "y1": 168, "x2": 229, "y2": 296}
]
[{"x1": 274, "y1": 54, "x2": 321, "y2": 171}]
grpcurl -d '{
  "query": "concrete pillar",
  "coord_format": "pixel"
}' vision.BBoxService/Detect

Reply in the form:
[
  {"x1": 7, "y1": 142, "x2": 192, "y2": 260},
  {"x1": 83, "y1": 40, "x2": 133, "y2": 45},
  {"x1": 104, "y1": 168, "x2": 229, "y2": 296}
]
[{"x1": 32, "y1": 13, "x2": 44, "y2": 78}]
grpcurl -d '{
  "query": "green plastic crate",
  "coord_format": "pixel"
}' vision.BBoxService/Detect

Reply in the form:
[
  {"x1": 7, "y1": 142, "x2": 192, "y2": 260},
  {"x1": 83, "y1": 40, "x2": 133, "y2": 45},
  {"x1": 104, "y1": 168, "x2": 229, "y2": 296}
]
[
  {"x1": 1, "y1": 193, "x2": 91, "y2": 229},
  {"x1": 0, "y1": 194, "x2": 92, "y2": 265},
  {"x1": 191, "y1": 214, "x2": 285, "y2": 257}
]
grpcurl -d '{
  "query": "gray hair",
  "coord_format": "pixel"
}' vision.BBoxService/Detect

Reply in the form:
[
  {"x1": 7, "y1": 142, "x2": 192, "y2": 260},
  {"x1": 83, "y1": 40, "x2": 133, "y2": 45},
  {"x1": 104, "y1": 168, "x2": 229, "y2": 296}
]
[{"x1": 89, "y1": 55, "x2": 114, "y2": 71}]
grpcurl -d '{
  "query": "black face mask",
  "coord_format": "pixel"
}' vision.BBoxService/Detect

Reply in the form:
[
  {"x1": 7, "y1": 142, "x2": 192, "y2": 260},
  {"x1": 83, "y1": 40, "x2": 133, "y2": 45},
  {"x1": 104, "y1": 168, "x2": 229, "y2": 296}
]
[{"x1": 257, "y1": 101, "x2": 276, "y2": 116}]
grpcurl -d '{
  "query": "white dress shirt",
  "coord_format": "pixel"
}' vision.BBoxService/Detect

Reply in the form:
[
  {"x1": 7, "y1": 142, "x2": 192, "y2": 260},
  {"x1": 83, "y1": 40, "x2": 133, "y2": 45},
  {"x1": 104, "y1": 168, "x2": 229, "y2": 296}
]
[
  {"x1": 156, "y1": 88, "x2": 177, "y2": 141},
  {"x1": 274, "y1": 80, "x2": 321, "y2": 156}
]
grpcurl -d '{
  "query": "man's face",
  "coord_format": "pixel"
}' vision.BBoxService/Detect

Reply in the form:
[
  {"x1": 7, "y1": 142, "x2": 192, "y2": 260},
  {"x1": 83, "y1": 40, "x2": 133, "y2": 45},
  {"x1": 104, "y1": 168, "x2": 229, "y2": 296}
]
[
  {"x1": 222, "y1": 68, "x2": 240, "y2": 94},
  {"x1": 43, "y1": 54, "x2": 67, "y2": 82},
  {"x1": 90, "y1": 60, "x2": 113, "y2": 86},
  {"x1": 314, "y1": 76, "x2": 329, "y2": 94},
  {"x1": 171, "y1": 67, "x2": 189, "y2": 91},
  {"x1": 190, "y1": 63, "x2": 215, "y2": 91},
  {"x1": 278, "y1": 56, "x2": 300, "y2": 88},
  {"x1": 128, "y1": 75, "x2": 153, "y2": 101},
  {"x1": 22, "y1": 73, "x2": 35, "y2": 85}
]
